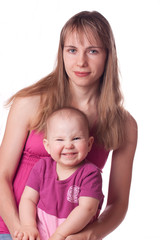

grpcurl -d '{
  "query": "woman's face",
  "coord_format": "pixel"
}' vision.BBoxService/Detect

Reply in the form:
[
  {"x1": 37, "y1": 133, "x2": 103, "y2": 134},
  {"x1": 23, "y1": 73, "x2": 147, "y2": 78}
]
[{"x1": 63, "y1": 30, "x2": 107, "y2": 90}]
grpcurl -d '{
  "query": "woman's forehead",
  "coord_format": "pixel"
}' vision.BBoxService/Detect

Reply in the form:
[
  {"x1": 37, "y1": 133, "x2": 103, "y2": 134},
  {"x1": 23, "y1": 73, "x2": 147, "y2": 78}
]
[{"x1": 64, "y1": 28, "x2": 102, "y2": 46}]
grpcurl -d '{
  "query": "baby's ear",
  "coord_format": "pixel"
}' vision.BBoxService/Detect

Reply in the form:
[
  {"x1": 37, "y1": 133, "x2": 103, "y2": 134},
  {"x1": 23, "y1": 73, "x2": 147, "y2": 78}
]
[
  {"x1": 88, "y1": 136, "x2": 94, "y2": 152},
  {"x1": 43, "y1": 139, "x2": 50, "y2": 154}
]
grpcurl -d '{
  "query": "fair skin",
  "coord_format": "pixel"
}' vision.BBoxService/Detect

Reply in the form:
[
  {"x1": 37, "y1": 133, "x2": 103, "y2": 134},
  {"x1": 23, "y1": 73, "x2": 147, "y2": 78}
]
[
  {"x1": 15, "y1": 112, "x2": 97, "y2": 240},
  {"x1": 63, "y1": 30, "x2": 106, "y2": 125},
  {"x1": 43, "y1": 112, "x2": 94, "y2": 179},
  {"x1": 0, "y1": 30, "x2": 137, "y2": 240}
]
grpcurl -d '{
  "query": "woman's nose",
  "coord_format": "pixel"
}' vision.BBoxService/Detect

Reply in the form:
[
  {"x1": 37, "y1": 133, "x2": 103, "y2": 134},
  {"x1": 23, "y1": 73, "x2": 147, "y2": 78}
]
[{"x1": 77, "y1": 52, "x2": 88, "y2": 67}]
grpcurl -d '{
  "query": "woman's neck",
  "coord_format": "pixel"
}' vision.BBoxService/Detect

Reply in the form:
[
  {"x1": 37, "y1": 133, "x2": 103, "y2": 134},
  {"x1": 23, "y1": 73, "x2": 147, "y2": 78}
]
[
  {"x1": 68, "y1": 86, "x2": 98, "y2": 129},
  {"x1": 69, "y1": 83, "x2": 99, "y2": 111}
]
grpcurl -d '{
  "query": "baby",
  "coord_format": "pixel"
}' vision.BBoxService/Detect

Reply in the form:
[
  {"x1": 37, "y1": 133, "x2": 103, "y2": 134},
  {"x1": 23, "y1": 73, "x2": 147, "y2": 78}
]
[{"x1": 14, "y1": 107, "x2": 104, "y2": 240}]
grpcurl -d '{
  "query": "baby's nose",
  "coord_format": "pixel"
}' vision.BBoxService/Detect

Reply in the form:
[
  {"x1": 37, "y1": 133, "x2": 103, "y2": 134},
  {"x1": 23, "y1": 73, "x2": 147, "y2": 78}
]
[{"x1": 65, "y1": 141, "x2": 74, "y2": 149}]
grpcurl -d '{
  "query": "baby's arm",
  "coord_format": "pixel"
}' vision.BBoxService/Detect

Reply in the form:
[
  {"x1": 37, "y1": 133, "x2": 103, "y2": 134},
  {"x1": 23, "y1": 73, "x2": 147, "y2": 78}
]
[
  {"x1": 50, "y1": 196, "x2": 99, "y2": 240},
  {"x1": 14, "y1": 186, "x2": 40, "y2": 240}
]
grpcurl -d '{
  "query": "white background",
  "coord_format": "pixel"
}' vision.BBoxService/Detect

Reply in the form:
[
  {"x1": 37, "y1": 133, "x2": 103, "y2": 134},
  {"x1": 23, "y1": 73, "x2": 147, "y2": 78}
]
[{"x1": 0, "y1": 0, "x2": 160, "y2": 239}]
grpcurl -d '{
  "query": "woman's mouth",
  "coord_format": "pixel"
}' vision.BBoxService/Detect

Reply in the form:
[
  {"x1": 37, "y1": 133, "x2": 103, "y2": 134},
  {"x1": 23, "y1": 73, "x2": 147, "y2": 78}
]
[{"x1": 74, "y1": 71, "x2": 90, "y2": 77}]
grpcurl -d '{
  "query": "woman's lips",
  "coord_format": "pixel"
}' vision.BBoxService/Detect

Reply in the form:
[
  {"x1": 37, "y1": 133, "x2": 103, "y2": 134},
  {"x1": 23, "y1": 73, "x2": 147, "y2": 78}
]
[{"x1": 74, "y1": 71, "x2": 90, "y2": 77}]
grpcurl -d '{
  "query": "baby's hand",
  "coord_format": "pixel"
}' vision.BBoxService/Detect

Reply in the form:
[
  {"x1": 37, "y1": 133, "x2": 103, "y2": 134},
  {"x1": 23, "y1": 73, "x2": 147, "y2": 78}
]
[{"x1": 14, "y1": 225, "x2": 40, "y2": 240}]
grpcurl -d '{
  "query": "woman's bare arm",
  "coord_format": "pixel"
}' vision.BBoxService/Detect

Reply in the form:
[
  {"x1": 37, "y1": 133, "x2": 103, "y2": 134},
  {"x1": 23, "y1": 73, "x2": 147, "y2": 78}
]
[
  {"x1": 65, "y1": 114, "x2": 138, "y2": 240},
  {"x1": 0, "y1": 96, "x2": 40, "y2": 237},
  {"x1": 14, "y1": 186, "x2": 40, "y2": 240}
]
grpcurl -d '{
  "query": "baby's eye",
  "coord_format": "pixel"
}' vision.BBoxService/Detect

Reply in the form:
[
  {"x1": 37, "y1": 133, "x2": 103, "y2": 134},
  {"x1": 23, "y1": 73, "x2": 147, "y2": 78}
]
[
  {"x1": 56, "y1": 139, "x2": 64, "y2": 141},
  {"x1": 73, "y1": 137, "x2": 80, "y2": 140}
]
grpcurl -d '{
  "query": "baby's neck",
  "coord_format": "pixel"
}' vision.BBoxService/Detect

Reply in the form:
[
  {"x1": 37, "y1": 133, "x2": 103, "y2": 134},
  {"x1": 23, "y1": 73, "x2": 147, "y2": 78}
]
[{"x1": 56, "y1": 161, "x2": 84, "y2": 181}]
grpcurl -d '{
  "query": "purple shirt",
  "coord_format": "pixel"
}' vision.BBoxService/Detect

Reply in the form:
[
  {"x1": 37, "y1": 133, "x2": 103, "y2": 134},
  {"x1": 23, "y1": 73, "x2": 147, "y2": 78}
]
[
  {"x1": 26, "y1": 157, "x2": 104, "y2": 239},
  {"x1": 0, "y1": 130, "x2": 109, "y2": 234}
]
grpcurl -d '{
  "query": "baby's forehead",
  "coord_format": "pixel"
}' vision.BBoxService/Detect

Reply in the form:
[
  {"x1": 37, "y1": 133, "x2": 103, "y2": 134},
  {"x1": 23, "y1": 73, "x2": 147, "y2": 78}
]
[
  {"x1": 49, "y1": 111, "x2": 84, "y2": 125},
  {"x1": 47, "y1": 109, "x2": 89, "y2": 133},
  {"x1": 48, "y1": 109, "x2": 83, "y2": 124}
]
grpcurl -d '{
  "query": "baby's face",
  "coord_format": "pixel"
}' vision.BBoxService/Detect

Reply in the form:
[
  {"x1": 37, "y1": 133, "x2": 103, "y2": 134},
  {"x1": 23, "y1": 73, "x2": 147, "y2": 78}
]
[{"x1": 43, "y1": 114, "x2": 93, "y2": 168}]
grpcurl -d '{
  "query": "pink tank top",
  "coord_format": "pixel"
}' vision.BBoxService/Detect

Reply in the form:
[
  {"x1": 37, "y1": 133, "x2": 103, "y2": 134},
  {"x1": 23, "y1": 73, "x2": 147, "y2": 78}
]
[{"x1": 0, "y1": 130, "x2": 109, "y2": 234}]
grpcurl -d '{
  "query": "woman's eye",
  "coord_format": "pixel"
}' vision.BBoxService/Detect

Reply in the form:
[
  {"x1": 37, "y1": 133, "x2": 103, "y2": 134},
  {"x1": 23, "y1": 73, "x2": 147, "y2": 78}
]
[
  {"x1": 56, "y1": 139, "x2": 63, "y2": 141},
  {"x1": 89, "y1": 49, "x2": 98, "y2": 54},
  {"x1": 69, "y1": 49, "x2": 76, "y2": 53}
]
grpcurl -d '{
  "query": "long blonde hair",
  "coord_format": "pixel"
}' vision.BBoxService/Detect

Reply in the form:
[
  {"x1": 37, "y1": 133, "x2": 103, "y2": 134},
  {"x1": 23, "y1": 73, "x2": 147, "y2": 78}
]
[{"x1": 7, "y1": 11, "x2": 127, "y2": 150}]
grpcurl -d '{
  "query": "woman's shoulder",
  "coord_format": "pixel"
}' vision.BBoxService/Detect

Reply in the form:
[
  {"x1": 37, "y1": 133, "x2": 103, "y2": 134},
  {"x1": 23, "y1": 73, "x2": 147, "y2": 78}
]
[
  {"x1": 10, "y1": 95, "x2": 41, "y2": 128},
  {"x1": 13, "y1": 95, "x2": 41, "y2": 108},
  {"x1": 125, "y1": 112, "x2": 138, "y2": 143},
  {"x1": 125, "y1": 112, "x2": 138, "y2": 134}
]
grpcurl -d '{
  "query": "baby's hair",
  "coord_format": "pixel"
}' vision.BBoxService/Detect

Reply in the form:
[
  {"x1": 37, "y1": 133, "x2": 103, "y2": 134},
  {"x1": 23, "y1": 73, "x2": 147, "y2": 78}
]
[{"x1": 44, "y1": 107, "x2": 90, "y2": 138}]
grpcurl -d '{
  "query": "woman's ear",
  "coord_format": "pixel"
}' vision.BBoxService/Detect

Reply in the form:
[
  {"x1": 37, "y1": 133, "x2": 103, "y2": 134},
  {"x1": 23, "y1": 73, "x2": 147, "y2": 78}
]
[
  {"x1": 88, "y1": 136, "x2": 94, "y2": 152},
  {"x1": 43, "y1": 138, "x2": 50, "y2": 154}
]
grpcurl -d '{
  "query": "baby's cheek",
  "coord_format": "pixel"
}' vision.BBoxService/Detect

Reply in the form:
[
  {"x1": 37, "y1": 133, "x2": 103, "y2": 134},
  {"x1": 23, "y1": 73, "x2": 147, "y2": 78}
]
[{"x1": 79, "y1": 144, "x2": 90, "y2": 157}]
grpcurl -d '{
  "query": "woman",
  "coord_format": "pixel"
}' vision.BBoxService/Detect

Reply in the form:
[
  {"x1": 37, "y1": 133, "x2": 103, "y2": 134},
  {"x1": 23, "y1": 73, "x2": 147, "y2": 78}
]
[{"x1": 0, "y1": 11, "x2": 137, "y2": 240}]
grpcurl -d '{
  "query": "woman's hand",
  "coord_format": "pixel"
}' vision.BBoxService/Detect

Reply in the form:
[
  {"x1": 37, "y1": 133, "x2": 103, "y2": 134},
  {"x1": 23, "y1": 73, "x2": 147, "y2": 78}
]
[
  {"x1": 65, "y1": 223, "x2": 99, "y2": 240},
  {"x1": 49, "y1": 232, "x2": 66, "y2": 240}
]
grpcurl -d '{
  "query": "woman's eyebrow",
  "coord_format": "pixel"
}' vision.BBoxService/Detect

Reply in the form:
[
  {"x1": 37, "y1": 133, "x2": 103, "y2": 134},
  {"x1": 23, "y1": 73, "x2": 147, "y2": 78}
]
[
  {"x1": 87, "y1": 46, "x2": 103, "y2": 49},
  {"x1": 64, "y1": 45, "x2": 103, "y2": 49},
  {"x1": 64, "y1": 45, "x2": 76, "y2": 48}
]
